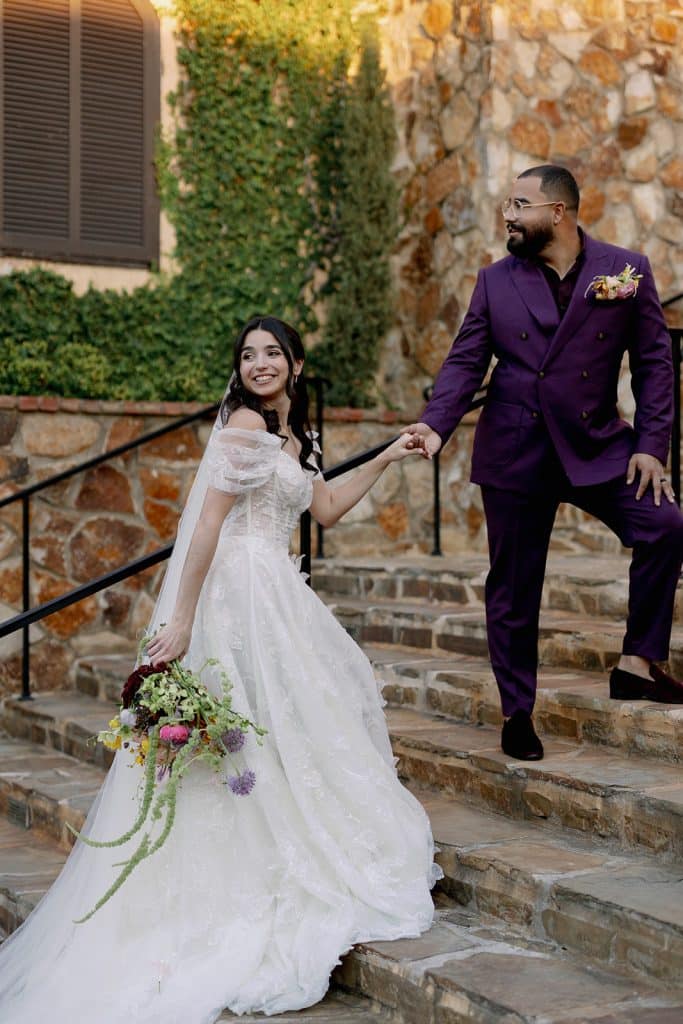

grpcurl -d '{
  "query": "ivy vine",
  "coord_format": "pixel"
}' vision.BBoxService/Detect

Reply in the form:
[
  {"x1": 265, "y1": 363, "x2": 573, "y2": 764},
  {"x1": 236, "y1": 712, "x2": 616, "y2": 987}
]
[{"x1": 0, "y1": 1, "x2": 397, "y2": 407}]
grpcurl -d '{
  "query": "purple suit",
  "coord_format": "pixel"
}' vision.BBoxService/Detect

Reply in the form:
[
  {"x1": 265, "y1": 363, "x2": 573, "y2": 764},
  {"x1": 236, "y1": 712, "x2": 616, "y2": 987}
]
[{"x1": 422, "y1": 233, "x2": 683, "y2": 715}]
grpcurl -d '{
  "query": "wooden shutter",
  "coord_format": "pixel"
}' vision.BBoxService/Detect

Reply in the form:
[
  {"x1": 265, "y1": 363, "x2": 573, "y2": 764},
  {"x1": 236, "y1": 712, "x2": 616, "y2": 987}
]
[
  {"x1": 0, "y1": 0, "x2": 159, "y2": 265},
  {"x1": 1, "y1": 0, "x2": 71, "y2": 241},
  {"x1": 81, "y1": 0, "x2": 145, "y2": 247}
]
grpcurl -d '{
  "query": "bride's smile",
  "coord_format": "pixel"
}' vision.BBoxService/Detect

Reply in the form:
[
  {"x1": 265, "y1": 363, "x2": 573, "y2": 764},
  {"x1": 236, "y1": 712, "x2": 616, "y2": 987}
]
[{"x1": 239, "y1": 329, "x2": 296, "y2": 402}]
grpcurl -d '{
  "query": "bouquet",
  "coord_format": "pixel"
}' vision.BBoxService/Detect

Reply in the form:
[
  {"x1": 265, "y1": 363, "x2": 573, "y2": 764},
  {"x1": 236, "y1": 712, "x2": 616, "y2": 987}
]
[{"x1": 70, "y1": 653, "x2": 266, "y2": 923}]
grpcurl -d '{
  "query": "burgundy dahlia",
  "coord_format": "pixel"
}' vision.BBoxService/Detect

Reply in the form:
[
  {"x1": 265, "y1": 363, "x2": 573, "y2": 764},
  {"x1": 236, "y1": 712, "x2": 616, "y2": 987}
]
[{"x1": 121, "y1": 662, "x2": 167, "y2": 708}]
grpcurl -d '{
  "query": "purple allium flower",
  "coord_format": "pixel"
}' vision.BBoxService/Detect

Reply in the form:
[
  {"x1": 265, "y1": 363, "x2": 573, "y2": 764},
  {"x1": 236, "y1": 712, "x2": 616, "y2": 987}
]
[
  {"x1": 222, "y1": 727, "x2": 246, "y2": 753},
  {"x1": 227, "y1": 770, "x2": 256, "y2": 796}
]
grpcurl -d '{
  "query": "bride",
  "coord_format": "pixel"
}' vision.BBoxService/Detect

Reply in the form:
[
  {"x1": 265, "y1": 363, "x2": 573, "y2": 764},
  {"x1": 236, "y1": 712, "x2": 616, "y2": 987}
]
[{"x1": 0, "y1": 315, "x2": 440, "y2": 1022}]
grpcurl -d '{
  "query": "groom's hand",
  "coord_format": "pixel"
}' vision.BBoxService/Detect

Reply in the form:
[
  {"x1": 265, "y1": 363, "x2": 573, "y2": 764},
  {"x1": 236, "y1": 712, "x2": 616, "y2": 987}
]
[
  {"x1": 401, "y1": 423, "x2": 443, "y2": 459},
  {"x1": 627, "y1": 452, "x2": 675, "y2": 506}
]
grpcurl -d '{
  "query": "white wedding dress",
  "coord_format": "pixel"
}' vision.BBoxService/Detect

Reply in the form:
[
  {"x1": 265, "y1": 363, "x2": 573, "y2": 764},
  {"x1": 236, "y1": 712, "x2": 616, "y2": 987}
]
[{"x1": 0, "y1": 427, "x2": 440, "y2": 1023}]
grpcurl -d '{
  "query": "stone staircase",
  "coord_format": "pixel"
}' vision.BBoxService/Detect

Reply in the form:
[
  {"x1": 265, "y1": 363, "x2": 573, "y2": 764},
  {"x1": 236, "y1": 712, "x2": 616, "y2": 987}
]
[{"x1": 1, "y1": 552, "x2": 683, "y2": 1022}]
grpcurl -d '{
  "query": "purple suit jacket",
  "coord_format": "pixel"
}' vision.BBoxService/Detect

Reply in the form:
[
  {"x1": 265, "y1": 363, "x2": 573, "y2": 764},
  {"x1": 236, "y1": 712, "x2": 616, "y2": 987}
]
[{"x1": 422, "y1": 233, "x2": 673, "y2": 491}]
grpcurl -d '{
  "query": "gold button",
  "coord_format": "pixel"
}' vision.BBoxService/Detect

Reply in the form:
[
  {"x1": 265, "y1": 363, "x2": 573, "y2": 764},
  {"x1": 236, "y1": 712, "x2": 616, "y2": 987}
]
[
  {"x1": 581, "y1": 410, "x2": 588, "y2": 420},
  {"x1": 531, "y1": 411, "x2": 539, "y2": 419},
  {"x1": 597, "y1": 332, "x2": 605, "y2": 340},
  {"x1": 538, "y1": 371, "x2": 545, "y2": 379},
  {"x1": 520, "y1": 331, "x2": 528, "y2": 340},
  {"x1": 581, "y1": 370, "x2": 589, "y2": 379}
]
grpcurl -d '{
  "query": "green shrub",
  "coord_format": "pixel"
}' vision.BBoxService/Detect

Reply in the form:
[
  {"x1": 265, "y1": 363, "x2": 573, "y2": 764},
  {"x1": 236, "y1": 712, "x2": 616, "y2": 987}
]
[{"x1": 0, "y1": 2, "x2": 397, "y2": 406}]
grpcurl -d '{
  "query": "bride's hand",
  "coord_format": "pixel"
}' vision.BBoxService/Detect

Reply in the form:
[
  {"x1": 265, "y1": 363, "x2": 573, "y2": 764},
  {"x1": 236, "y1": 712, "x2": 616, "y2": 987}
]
[
  {"x1": 379, "y1": 433, "x2": 428, "y2": 464},
  {"x1": 145, "y1": 622, "x2": 191, "y2": 666}
]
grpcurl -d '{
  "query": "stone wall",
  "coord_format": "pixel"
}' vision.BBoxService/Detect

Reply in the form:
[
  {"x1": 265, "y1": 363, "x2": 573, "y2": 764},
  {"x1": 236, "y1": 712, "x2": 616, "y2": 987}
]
[
  {"x1": 0, "y1": 399, "x2": 483, "y2": 698},
  {"x1": 379, "y1": 0, "x2": 682, "y2": 413}
]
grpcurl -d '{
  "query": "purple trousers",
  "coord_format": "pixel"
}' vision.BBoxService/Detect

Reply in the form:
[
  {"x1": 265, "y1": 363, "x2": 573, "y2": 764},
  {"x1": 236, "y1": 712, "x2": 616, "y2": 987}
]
[{"x1": 481, "y1": 458, "x2": 683, "y2": 717}]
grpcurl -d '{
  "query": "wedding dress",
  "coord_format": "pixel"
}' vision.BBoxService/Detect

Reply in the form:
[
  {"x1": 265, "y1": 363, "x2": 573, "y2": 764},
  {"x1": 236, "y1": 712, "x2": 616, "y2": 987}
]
[{"x1": 0, "y1": 426, "x2": 440, "y2": 1023}]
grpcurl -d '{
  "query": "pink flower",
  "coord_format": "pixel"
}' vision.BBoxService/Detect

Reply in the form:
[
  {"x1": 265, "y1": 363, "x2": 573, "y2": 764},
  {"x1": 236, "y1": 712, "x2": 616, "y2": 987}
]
[
  {"x1": 616, "y1": 282, "x2": 635, "y2": 299},
  {"x1": 159, "y1": 724, "x2": 190, "y2": 745}
]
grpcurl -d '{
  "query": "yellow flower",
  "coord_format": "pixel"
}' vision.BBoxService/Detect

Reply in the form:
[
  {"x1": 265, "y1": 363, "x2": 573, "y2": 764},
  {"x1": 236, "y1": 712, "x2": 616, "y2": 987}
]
[
  {"x1": 103, "y1": 735, "x2": 122, "y2": 751},
  {"x1": 108, "y1": 717, "x2": 120, "y2": 730},
  {"x1": 140, "y1": 736, "x2": 150, "y2": 754}
]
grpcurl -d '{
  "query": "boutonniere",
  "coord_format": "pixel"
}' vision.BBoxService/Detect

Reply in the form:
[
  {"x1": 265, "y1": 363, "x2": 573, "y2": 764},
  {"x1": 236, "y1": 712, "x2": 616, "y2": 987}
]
[{"x1": 584, "y1": 264, "x2": 642, "y2": 301}]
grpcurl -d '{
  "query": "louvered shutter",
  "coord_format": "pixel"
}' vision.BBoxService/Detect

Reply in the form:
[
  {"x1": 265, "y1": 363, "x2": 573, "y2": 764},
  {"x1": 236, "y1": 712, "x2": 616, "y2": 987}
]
[
  {"x1": 2, "y1": 0, "x2": 71, "y2": 241},
  {"x1": 0, "y1": 0, "x2": 159, "y2": 265}
]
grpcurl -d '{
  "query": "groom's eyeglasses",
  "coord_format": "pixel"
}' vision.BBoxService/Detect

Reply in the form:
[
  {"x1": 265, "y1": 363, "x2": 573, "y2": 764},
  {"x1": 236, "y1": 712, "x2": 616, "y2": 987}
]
[{"x1": 501, "y1": 198, "x2": 558, "y2": 215}]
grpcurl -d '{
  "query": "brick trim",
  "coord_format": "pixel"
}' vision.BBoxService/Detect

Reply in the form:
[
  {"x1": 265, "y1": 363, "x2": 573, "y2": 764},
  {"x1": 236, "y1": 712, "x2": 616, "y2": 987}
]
[{"x1": 0, "y1": 394, "x2": 411, "y2": 424}]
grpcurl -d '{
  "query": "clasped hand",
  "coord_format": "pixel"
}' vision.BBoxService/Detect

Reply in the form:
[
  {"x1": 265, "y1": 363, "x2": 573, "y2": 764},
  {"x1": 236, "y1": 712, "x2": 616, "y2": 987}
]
[
  {"x1": 399, "y1": 423, "x2": 442, "y2": 459},
  {"x1": 627, "y1": 453, "x2": 675, "y2": 507}
]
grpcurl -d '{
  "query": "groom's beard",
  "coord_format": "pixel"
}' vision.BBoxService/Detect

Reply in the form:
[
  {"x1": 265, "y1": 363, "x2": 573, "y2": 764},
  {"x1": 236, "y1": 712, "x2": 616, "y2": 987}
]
[{"x1": 506, "y1": 220, "x2": 554, "y2": 258}]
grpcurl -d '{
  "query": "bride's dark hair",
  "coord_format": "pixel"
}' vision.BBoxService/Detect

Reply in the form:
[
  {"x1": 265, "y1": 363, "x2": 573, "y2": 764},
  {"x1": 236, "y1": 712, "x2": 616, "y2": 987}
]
[{"x1": 219, "y1": 315, "x2": 317, "y2": 473}]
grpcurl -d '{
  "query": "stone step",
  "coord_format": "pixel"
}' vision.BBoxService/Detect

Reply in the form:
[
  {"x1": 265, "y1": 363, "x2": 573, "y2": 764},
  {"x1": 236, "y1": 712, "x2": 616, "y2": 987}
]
[
  {"x1": 325, "y1": 596, "x2": 683, "y2": 678},
  {"x1": 0, "y1": 817, "x2": 65, "y2": 940},
  {"x1": 423, "y1": 790, "x2": 683, "y2": 986},
  {"x1": 3, "y1": 694, "x2": 683, "y2": 951},
  {"x1": 366, "y1": 645, "x2": 683, "y2": 764},
  {"x1": 68, "y1": 646, "x2": 683, "y2": 767},
  {"x1": 0, "y1": 731, "x2": 105, "y2": 849},
  {"x1": 2, "y1": 719, "x2": 682, "y2": 1010},
  {"x1": 335, "y1": 901, "x2": 683, "y2": 1024},
  {"x1": 312, "y1": 551, "x2": 683, "y2": 622},
  {"x1": 387, "y1": 708, "x2": 683, "y2": 862},
  {"x1": 217, "y1": 992, "x2": 391, "y2": 1022},
  {"x1": 75, "y1": 653, "x2": 132, "y2": 704},
  {"x1": 1, "y1": 690, "x2": 117, "y2": 769},
  {"x1": 7, "y1": 679, "x2": 683, "y2": 863}
]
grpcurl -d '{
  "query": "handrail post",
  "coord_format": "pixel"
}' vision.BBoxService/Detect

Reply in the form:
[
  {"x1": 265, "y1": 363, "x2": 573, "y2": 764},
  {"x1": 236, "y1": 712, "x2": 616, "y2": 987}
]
[
  {"x1": 21, "y1": 494, "x2": 31, "y2": 699},
  {"x1": 312, "y1": 377, "x2": 327, "y2": 559},
  {"x1": 300, "y1": 509, "x2": 312, "y2": 584},
  {"x1": 431, "y1": 451, "x2": 442, "y2": 556}
]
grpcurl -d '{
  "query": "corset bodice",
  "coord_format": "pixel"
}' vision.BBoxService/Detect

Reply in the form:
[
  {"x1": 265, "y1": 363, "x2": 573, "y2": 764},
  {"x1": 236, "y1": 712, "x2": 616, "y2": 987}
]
[
  {"x1": 205, "y1": 426, "x2": 316, "y2": 553},
  {"x1": 221, "y1": 450, "x2": 314, "y2": 550}
]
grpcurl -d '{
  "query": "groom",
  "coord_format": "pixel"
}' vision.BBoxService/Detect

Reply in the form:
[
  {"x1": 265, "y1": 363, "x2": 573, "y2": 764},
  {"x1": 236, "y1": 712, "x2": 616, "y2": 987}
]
[{"x1": 407, "y1": 164, "x2": 683, "y2": 761}]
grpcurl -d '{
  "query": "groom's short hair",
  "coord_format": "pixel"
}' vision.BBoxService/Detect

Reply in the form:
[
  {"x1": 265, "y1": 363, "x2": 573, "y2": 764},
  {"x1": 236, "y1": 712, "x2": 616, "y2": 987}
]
[{"x1": 518, "y1": 164, "x2": 580, "y2": 212}]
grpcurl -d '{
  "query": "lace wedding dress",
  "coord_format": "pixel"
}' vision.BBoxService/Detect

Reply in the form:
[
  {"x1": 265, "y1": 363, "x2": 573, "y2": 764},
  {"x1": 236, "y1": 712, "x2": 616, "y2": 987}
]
[{"x1": 0, "y1": 427, "x2": 440, "y2": 1023}]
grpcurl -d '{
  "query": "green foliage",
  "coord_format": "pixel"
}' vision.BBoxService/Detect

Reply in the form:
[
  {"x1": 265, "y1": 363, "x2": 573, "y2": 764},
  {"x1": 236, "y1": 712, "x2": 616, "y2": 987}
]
[
  {"x1": 0, "y1": 269, "x2": 110, "y2": 398},
  {"x1": 0, "y1": 2, "x2": 397, "y2": 406},
  {"x1": 310, "y1": 32, "x2": 398, "y2": 406}
]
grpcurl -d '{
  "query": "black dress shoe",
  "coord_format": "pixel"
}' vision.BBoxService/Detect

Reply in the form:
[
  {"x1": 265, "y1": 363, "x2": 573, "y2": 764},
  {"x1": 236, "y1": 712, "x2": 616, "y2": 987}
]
[
  {"x1": 609, "y1": 663, "x2": 683, "y2": 704},
  {"x1": 501, "y1": 710, "x2": 544, "y2": 761}
]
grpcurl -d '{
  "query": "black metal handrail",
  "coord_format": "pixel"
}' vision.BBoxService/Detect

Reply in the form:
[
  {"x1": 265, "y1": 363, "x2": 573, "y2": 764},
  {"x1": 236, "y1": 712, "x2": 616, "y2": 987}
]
[
  {"x1": 1, "y1": 383, "x2": 486, "y2": 696},
  {"x1": 0, "y1": 402, "x2": 220, "y2": 511},
  {"x1": 0, "y1": 431, "x2": 425, "y2": 639},
  {"x1": 0, "y1": 432, "x2": 416, "y2": 697}
]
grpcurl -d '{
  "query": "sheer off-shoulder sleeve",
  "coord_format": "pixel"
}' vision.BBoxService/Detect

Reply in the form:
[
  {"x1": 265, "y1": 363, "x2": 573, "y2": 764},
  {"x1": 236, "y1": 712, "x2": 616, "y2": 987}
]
[{"x1": 206, "y1": 427, "x2": 281, "y2": 494}]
